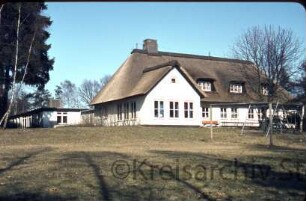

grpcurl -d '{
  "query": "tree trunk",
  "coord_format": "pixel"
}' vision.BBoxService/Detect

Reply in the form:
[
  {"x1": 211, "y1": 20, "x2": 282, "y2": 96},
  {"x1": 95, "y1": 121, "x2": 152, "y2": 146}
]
[
  {"x1": 269, "y1": 102, "x2": 273, "y2": 147},
  {"x1": 0, "y1": 65, "x2": 9, "y2": 122}
]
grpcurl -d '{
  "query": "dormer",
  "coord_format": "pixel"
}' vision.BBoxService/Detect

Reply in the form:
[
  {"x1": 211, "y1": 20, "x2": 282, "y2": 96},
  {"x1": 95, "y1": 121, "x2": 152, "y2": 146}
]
[
  {"x1": 229, "y1": 81, "x2": 245, "y2": 94},
  {"x1": 197, "y1": 78, "x2": 215, "y2": 92},
  {"x1": 261, "y1": 83, "x2": 269, "y2": 96}
]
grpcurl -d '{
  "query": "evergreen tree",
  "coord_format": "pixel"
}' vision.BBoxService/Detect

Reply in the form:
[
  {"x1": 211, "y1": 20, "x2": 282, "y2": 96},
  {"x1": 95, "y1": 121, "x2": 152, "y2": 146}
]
[{"x1": 0, "y1": 2, "x2": 54, "y2": 120}]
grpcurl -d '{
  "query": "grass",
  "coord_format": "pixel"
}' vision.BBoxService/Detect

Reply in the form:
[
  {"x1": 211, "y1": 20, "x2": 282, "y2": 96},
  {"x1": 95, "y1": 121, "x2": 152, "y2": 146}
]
[{"x1": 0, "y1": 126, "x2": 305, "y2": 201}]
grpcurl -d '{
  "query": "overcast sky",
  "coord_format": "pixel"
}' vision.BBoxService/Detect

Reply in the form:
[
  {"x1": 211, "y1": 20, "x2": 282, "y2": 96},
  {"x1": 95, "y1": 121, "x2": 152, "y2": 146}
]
[{"x1": 44, "y1": 2, "x2": 306, "y2": 95}]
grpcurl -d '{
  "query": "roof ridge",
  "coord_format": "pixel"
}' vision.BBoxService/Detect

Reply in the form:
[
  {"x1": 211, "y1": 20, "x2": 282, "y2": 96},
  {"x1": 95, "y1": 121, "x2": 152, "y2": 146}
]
[
  {"x1": 143, "y1": 60, "x2": 179, "y2": 73},
  {"x1": 131, "y1": 49, "x2": 253, "y2": 64}
]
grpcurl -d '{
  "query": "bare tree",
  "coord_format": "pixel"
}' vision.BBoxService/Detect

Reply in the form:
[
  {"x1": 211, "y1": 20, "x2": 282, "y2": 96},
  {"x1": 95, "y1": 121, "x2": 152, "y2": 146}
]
[
  {"x1": 78, "y1": 75, "x2": 111, "y2": 107},
  {"x1": 294, "y1": 60, "x2": 306, "y2": 97},
  {"x1": 99, "y1": 75, "x2": 112, "y2": 88},
  {"x1": 58, "y1": 80, "x2": 81, "y2": 108},
  {"x1": 232, "y1": 25, "x2": 303, "y2": 101},
  {"x1": 78, "y1": 79, "x2": 101, "y2": 106},
  {"x1": 232, "y1": 25, "x2": 303, "y2": 146}
]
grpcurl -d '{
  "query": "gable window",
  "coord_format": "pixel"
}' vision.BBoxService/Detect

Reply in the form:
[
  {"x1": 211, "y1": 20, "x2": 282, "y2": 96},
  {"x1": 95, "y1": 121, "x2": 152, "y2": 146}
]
[
  {"x1": 57, "y1": 112, "x2": 68, "y2": 124},
  {"x1": 130, "y1": 102, "x2": 136, "y2": 119},
  {"x1": 117, "y1": 104, "x2": 122, "y2": 121},
  {"x1": 170, "y1": 101, "x2": 179, "y2": 118},
  {"x1": 154, "y1": 101, "x2": 164, "y2": 118},
  {"x1": 231, "y1": 108, "x2": 238, "y2": 119},
  {"x1": 248, "y1": 108, "x2": 254, "y2": 119},
  {"x1": 171, "y1": 78, "x2": 176, "y2": 83},
  {"x1": 184, "y1": 102, "x2": 193, "y2": 118},
  {"x1": 202, "y1": 107, "x2": 209, "y2": 118},
  {"x1": 198, "y1": 81, "x2": 212, "y2": 92},
  {"x1": 221, "y1": 108, "x2": 227, "y2": 119},
  {"x1": 230, "y1": 83, "x2": 243, "y2": 93}
]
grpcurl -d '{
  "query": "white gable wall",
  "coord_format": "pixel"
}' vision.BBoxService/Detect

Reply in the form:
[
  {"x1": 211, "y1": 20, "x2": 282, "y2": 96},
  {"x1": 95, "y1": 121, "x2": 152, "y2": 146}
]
[{"x1": 139, "y1": 68, "x2": 202, "y2": 126}]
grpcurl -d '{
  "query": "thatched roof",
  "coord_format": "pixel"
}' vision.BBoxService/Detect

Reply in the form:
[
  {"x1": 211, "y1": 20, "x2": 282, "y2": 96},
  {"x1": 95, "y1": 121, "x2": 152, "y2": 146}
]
[{"x1": 91, "y1": 49, "x2": 291, "y2": 105}]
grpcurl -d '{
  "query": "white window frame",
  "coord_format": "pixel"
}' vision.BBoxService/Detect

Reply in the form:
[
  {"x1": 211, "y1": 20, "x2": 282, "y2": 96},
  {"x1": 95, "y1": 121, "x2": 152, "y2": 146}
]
[
  {"x1": 202, "y1": 107, "x2": 209, "y2": 118},
  {"x1": 57, "y1": 112, "x2": 68, "y2": 124},
  {"x1": 220, "y1": 107, "x2": 227, "y2": 119},
  {"x1": 231, "y1": 108, "x2": 238, "y2": 119},
  {"x1": 184, "y1": 102, "x2": 193, "y2": 118},
  {"x1": 248, "y1": 108, "x2": 254, "y2": 119},
  {"x1": 169, "y1": 101, "x2": 179, "y2": 118},
  {"x1": 230, "y1": 83, "x2": 243, "y2": 93},
  {"x1": 198, "y1": 81, "x2": 212, "y2": 92},
  {"x1": 154, "y1": 101, "x2": 164, "y2": 118},
  {"x1": 257, "y1": 108, "x2": 264, "y2": 120}
]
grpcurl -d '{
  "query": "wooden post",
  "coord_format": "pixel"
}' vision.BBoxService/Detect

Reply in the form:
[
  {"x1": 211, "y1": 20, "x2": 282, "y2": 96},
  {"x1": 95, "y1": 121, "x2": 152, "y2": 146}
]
[
  {"x1": 269, "y1": 102, "x2": 273, "y2": 146},
  {"x1": 210, "y1": 104, "x2": 213, "y2": 140},
  {"x1": 300, "y1": 105, "x2": 304, "y2": 133}
]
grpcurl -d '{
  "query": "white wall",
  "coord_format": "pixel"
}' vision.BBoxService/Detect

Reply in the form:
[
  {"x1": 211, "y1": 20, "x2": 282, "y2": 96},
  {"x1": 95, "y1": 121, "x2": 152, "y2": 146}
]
[
  {"x1": 139, "y1": 68, "x2": 202, "y2": 126},
  {"x1": 203, "y1": 106, "x2": 262, "y2": 127},
  {"x1": 42, "y1": 111, "x2": 83, "y2": 128},
  {"x1": 94, "y1": 96, "x2": 145, "y2": 126}
]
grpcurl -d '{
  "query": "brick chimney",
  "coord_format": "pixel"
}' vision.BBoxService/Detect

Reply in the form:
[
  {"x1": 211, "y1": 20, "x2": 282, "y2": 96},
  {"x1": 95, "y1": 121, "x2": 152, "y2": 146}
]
[{"x1": 143, "y1": 39, "x2": 158, "y2": 54}]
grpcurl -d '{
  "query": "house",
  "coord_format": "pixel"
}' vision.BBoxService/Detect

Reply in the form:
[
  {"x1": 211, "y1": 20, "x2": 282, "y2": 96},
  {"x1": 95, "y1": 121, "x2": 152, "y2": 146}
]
[
  {"x1": 91, "y1": 39, "x2": 292, "y2": 127},
  {"x1": 9, "y1": 107, "x2": 87, "y2": 128}
]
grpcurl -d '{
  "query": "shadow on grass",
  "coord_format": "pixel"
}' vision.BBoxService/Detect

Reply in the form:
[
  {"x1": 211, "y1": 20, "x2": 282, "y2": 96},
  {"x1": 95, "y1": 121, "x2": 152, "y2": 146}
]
[
  {"x1": 140, "y1": 159, "x2": 217, "y2": 201},
  {"x1": 0, "y1": 147, "x2": 52, "y2": 175},
  {"x1": 0, "y1": 192, "x2": 76, "y2": 201},
  {"x1": 248, "y1": 144, "x2": 306, "y2": 152},
  {"x1": 150, "y1": 150, "x2": 306, "y2": 199},
  {"x1": 81, "y1": 152, "x2": 112, "y2": 201},
  {"x1": 60, "y1": 151, "x2": 174, "y2": 201}
]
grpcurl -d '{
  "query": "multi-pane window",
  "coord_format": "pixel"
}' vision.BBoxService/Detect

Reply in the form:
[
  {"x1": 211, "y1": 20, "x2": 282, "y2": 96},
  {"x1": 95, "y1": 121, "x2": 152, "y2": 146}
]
[
  {"x1": 202, "y1": 107, "x2": 209, "y2": 118},
  {"x1": 184, "y1": 102, "x2": 193, "y2": 118},
  {"x1": 124, "y1": 103, "x2": 129, "y2": 120},
  {"x1": 221, "y1": 108, "x2": 227, "y2": 119},
  {"x1": 57, "y1": 112, "x2": 67, "y2": 124},
  {"x1": 154, "y1": 101, "x2": 164, "y2": 118},
  {"x1": 198, "y1": 81, "x2": 212, "y2": 92},
  {"x1": 231, "y1": 108, "x2": 238, "y2": 119},
  {"x1": 230, "y1": 84, "x2": 243, "y2": 93},
  {"x1": 130, "y1": 102, "x2": 136, "y2": 119},
  {"x1": 170, "y1": 102, "x2": 179, "y2": 118},
  {"x1": 117, "y1": 104, "x2": 122, "y2": 120},
  {"x1": 248, "y1": 108, "x2": 254, "y2": 119},
  {"x1": 257, "y1": 108, "x2": 264, "y2": 120}
]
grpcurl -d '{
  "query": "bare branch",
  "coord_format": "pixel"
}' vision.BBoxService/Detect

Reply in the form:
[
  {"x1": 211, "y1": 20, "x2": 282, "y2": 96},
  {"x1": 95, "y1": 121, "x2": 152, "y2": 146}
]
[{"x1": 231, "y1": 25, "x2": 302, "y2": 101}]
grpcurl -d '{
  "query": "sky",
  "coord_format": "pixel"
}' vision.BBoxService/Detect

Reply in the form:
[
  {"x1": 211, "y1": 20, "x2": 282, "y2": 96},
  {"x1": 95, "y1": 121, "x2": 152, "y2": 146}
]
[{"x1": 44, "y1": 2, "x2": 306, "y2": 95}]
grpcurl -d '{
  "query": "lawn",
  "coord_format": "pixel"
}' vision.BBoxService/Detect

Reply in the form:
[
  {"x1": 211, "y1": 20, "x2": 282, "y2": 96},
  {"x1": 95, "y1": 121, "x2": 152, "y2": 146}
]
[{"x1": 0, "y1": 126, "x2": 305, "y2": 201}]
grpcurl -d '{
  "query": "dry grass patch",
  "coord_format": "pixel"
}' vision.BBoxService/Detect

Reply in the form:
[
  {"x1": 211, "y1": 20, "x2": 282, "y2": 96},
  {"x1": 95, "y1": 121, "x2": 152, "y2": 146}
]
[{"x1": 0, "y1": 126, "x2": 305, "y2": 201}]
